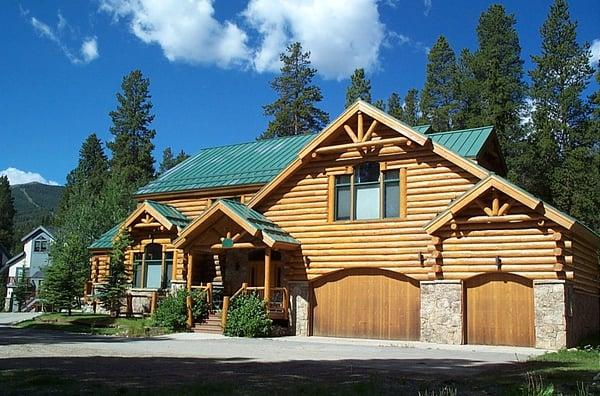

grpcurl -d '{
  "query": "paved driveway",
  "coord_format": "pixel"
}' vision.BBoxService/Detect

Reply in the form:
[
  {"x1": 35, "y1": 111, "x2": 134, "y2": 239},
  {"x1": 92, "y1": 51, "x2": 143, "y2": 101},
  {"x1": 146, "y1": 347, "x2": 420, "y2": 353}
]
[
  {"x1": 0, "y1": 312, "x2": 42, "y2": 325},
  {"x1": 0, "y1": 327, "x2": 546, "y2": 393}
]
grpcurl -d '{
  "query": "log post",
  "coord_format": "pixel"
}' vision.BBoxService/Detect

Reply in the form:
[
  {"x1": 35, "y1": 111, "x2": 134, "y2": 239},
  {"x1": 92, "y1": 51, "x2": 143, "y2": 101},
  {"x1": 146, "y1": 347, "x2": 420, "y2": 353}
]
[
  {"x1": 221, "y1": 296, "x2": 230, "y2": 329},
  {"x1": 150, "y1": 291, "x2": 157, "y2": 315},
  {"x1": 126, "y1": 294, "x2": 133, "y2": 317},
  {"x1": 264, "y1": 248, "x2": 272, "y2": 303},
  {"x1": 207, "y1": 282, "x2": 213, "y2": 308},
  {"x1": 186, "y1": 253, "x2": 194, "y2": 329}
]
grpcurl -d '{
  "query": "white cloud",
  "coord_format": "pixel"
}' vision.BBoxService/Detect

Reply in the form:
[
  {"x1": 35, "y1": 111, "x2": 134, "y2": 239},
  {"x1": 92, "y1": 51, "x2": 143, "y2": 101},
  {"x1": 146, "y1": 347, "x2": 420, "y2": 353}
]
[
  {"x1": 27, "y1": 12, "x2": 100, "y2": 65},
  {"x1": 100, "y1": 0, "x2": 250, "y2": 67},
  {"x1": 590, "y1": 39, "x2": 600, "y2": 66},
  {"x1": 81, "y1": 37, "x2": 99, "y2": 63},
  {"x1": 0, "y1": 168, "x2": 59, "y2": 186},
  {"x1": 243, "y1": 0, "x2": 385, "y2": 80},
  {"x1": 423, "y1": 0, "x2": 432, "y2": 16}
]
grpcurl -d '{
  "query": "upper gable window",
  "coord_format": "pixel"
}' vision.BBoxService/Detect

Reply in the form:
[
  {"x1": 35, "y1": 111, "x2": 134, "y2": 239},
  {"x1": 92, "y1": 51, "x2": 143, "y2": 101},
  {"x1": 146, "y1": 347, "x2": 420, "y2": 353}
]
[
  {"x1": 34, "y1": 237, "x2": 48, "y2": 253},
  {"x1": 333, "y1": 162, "x2": 402, "y2": 221}
]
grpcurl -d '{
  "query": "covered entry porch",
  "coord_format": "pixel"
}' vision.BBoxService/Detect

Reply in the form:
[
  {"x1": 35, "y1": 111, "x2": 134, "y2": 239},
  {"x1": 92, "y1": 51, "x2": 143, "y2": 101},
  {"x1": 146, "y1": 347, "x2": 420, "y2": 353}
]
[{"x1": 174, "y1": 199, "x2": 300, "y2": 329}]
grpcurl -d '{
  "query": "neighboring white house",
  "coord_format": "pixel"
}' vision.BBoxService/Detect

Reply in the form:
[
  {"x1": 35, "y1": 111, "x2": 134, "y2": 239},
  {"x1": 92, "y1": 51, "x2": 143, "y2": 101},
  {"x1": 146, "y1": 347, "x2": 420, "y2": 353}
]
[{"x1": 4, "y1": 226, "x2": 55, "y2": 312}]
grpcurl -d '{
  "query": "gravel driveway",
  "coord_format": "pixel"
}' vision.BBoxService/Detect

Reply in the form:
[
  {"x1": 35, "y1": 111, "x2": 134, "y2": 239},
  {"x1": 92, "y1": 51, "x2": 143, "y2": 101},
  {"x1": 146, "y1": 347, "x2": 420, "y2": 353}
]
[{"x1": 0, "y1": 327, "x2": 545, "y2": 393}]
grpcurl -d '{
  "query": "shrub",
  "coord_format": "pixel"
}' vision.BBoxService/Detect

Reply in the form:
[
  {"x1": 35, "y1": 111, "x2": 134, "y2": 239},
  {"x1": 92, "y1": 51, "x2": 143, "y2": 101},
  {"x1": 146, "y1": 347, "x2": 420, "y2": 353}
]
[
  {"x1": 152, "y1": 289, "x2": 209, "y2": 331},
  {"x1": 224, "y1": 293, "x2": 272, "y2": 337}
]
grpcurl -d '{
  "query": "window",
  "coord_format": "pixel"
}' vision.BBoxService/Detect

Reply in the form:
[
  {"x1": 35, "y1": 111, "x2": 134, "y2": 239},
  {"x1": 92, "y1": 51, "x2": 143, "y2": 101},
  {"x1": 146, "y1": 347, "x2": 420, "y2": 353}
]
[
  {"x1": 163, "y1": 252, "x2": 173, "y2": 289},
  {"x1": 34, "y1": 237, "x2": 48, "y2": 252},
  {"x1": 16, "y1": 267, "x2": 28, "y2": 280},
  {"x1": 333, "y1": 162, "x2": 402, "y2": 221},
  {"x1": 132, "y1": 246, "x2": 174, "y2": 289},
  {"x1": 144, "y1": 244, "x2": 162, "y2": 289}
]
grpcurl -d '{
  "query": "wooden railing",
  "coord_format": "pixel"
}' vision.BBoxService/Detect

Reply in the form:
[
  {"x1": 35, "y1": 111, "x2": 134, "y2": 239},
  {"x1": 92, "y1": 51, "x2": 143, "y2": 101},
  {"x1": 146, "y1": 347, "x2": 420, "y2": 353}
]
[
  {"x1": 191, "y1": 282, "x2": 214, "y2": 309},
  {"x1": 222, "y1": 283, "x2": 289, "y2": 328}
]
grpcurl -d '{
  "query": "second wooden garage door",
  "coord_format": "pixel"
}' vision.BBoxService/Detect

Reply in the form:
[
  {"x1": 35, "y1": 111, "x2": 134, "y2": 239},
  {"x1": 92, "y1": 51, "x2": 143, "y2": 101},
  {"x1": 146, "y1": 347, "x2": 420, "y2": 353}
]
[
  {"x1": 310, "y1": 268, "x2": 420, "y2": 340},
  {"x1": 465, "y1": 273, "x2": 535, "y2": 347}
]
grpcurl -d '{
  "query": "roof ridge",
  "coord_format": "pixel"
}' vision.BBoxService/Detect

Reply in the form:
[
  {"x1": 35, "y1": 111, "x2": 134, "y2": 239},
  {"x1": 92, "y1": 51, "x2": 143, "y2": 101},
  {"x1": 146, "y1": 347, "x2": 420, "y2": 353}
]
[
  {"x1": 192, "y1": 133, "x2": 315, "y2": 153},
  {"x1": 428, "y1": 126, "x2": 494, "y2": 136}
]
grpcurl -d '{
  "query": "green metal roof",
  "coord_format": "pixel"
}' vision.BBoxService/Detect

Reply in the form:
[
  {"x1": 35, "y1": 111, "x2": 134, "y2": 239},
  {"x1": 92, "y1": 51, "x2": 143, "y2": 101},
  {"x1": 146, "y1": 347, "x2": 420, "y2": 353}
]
[
  {"x1": 428, "y1": 126, "x2": 494, "y2": 158},
  {"x1": 137, "y1": 134, "x2": 317, "y2": 196},
  {"x1": 219, "y1": 199, "x2": 300, "y2": 246},
  {"x1": 89, "y1": 223, "x2": 121, "y2": 250},
  {"x1": 413, "y1": 124, "x2": 432, "y2": 134},
  {"x1": 145, "y1": 200, "x2": 190, "y2": 230}
]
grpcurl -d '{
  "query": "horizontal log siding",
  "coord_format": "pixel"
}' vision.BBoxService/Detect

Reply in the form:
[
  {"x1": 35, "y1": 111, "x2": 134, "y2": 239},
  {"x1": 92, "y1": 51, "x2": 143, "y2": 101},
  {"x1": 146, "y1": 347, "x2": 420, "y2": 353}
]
[
  {"x1": 257, "y1": 143, "x2": 480, "y2": 281},
  {"x1": 435, "y1": 200, "x2": 577, "y2": 282},
  {"x1": 572, "y1": 235, "x2": 600, "y2": 295}
]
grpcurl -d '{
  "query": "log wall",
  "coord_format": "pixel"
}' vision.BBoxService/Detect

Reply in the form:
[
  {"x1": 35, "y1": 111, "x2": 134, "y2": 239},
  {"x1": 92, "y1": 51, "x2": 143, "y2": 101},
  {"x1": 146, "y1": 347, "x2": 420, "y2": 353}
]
[{"x1": 257, "y1": 124, "x2": 481, "y2": 281}]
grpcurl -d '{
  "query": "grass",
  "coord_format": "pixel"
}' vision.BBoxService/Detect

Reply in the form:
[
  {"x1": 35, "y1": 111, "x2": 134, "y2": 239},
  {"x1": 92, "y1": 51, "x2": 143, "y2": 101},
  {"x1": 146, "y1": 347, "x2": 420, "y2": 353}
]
[{"x1": 16, "y1": 312, "x2": 168, "y2": 337}]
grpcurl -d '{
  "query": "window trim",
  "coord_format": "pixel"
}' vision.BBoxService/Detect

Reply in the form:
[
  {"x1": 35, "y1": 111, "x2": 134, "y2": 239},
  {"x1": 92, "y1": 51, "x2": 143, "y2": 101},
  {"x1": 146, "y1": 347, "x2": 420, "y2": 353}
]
[
  {"x1": 329, "y1": 163, "x2": 406, "y2": 223},
  {"x1": 131, "y1": 245, "x2": 174, "y2": 290}
]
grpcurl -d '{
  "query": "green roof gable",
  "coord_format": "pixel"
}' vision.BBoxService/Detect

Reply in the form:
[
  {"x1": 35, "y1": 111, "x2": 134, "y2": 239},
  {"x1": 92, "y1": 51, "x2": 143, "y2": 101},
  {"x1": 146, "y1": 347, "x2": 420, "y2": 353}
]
[
  {"x1": 428, "y1": 126, "x2": 494, "y2": 158},
  {"x1": 89, "y1": 223, "x2": 121, "y2": 250},
  {"x1": 137, "y1": 134, "x2": 317, "y2": 196},
  {"x1": 145, "y1": 200, "x2": 190, "y2": 230},
  {"x1": 219, "y1": 199, "x2": 300, "y2": 246}
]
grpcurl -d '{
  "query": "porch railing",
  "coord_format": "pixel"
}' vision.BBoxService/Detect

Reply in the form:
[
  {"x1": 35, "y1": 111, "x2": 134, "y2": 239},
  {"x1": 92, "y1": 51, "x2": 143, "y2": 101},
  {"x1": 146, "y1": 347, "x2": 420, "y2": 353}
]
[{"x1": 222, "y1": 283, "x2": 289, "y2": 328}]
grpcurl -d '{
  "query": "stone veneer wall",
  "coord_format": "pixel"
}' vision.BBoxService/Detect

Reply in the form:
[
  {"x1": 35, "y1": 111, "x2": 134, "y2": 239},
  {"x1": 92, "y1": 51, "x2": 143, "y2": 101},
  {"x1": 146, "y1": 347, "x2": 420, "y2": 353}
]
[
  {"x1": 289, "y1": 281, "x2": 309, "y2": 336},
  {"x1": 420, "y1": 280, "x2": 462, "y2": 344},
  {"x1": 534, "y1": 280, "x2": 567, "y2": 349}
]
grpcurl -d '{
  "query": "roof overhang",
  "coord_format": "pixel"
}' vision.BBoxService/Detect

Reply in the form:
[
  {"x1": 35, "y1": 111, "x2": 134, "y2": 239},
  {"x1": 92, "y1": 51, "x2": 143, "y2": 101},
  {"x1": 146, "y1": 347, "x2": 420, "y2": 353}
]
[
  {"x1": 122, "y1": 201, "x2": 179, "y2": 233},
  {"x1": 424, "y1": 174, "x2": 600, "y2": 244},
  {"x1": 21, "y1": 226, "x2": 55, "y2": 243},
  {"x1": 174, "y1": 200, "x2": 299, "y2": 251},
  {"x1": 248, "y1": 100, "x2": 490, "y2": 208}
]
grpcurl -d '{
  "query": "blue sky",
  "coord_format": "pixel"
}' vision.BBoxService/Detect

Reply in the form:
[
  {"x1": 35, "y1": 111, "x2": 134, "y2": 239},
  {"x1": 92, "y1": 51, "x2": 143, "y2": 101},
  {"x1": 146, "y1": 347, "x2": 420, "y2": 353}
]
[{"x1": 0, "y1": 0, "x2": 598, "y2": 186}]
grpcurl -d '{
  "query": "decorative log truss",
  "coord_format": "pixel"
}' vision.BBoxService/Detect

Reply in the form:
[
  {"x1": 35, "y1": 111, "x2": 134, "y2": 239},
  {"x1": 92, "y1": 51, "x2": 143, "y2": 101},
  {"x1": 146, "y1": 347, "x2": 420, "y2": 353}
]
[
  {"x1": 312, "y1": 111, "x2": 412, "y2": 157},
  {"x1": 130, "y1": 212, "x2": 166, "y2": 232}
]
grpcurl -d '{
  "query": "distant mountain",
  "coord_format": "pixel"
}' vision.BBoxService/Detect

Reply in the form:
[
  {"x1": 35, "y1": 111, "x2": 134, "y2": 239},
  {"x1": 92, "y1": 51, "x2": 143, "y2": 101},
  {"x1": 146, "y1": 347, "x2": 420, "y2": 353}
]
[{"x1": 10, "y1": 182, "x2": 64, "y2": 245}]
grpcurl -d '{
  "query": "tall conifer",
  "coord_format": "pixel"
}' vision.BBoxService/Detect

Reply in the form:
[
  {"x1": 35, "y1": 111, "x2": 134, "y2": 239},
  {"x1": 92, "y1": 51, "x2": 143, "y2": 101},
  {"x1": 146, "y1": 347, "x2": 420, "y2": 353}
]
[
  {"x1": 420, "y1": 36, "x2": 460, "y2": 131},
  {"x1": 260, "y1": 42, "x2": 329, "y2": 139},
  {"x1": 345, "y1": 69, "x2": 372, "y2": 107}
]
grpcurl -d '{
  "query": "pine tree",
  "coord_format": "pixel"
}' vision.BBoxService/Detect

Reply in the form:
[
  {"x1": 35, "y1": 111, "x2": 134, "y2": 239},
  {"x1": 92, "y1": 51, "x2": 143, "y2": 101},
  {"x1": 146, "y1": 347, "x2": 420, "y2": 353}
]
[
  {"x1": 260, "y1": 42, "x2": 329, "y2": 139},
  {"x1": 373, "y1": 99, "x2": 386, "y2": 111},
  {"x1": 420, "y1": 36, "x2": 460, "y2": 131},
  {"x1": 454, "y1": 49, "x2": 483, "y2": 130},
  {"x1": 0, "y1": 176, "x2": 15, "y2": 252},
  {"x1": 43, "y1": 134, "x2": 112, "y2": 313},
  {"x1": 97, "y1": 230, "x2": 131, "y2": 316},
  {"x1": 387, "y1": 93, "x2": 403, "y2": 120},
  {"x1": 159, "y1": 147, "x2": 189, "y2": 174},
  {"x1": 159, "y1": 147, "x2": 175, "y2": 174},
  {"x1": 14, "y1": 268, "x2": 32, "y2": 312},
  {"x1": 403, "y1": 89, "x2": 420, "y2": 126},
  {"x1": 526, "y1": 0, "x2": 596, "y2": 227},
  {"x1": 345, "y1": 69, "x2": 372, "y2": 107},
  {"x1": 467, "y1": 5, "x2": 527, "y2": 177},
  {"x1": 107, "y1": 69, "x2": 156, "y2": 214}
]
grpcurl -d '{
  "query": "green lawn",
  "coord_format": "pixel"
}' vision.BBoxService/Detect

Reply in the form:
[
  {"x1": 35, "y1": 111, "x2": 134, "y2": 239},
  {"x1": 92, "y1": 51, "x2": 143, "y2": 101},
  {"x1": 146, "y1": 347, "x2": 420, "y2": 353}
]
[{"x1": 16, "y1": 312, "x2": 168, "y2": 337}]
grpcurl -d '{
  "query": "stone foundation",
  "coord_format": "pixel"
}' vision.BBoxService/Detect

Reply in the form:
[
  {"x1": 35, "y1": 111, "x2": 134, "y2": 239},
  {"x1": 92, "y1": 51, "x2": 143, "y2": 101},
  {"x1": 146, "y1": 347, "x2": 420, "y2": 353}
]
[
  {"x1": 420, "y1": 280, "x2": 462, "y2": 344},
  {"x1": 534, "y1": 280, "x2": 567, "y2": 349},
  {"x1": 289, "y1": 281, "x2": 309, "y2": 336}
]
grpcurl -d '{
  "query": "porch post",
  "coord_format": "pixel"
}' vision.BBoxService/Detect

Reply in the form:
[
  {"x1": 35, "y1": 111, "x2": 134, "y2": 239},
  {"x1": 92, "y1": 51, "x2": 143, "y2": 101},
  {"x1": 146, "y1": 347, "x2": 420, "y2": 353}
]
[
  {"x1": 186, "y1": 252, "x2": 194, "y2": 329},
  {"x1": 264, "y1": 248, "x2": 271, "y2": 302}
]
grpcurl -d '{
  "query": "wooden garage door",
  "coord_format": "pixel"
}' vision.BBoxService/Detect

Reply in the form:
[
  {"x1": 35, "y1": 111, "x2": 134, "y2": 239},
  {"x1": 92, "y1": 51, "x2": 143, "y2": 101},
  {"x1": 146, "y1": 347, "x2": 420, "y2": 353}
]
[
  {"x1": 465, "y1": 273, "x2": 535, "y2": 347},
  {"x1": 311, "y1": 268, "x2": 420, "y2": 340}
]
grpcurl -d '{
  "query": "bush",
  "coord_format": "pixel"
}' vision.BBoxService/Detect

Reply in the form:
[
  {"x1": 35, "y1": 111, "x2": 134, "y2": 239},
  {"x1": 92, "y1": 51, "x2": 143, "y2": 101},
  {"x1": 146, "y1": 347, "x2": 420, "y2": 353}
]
[
  {"x1": 152, "y1": 289, "x2": 209, "y2": 331},
  {"x1": 224, "y1": 293, "x2": 272, "y2": 337}
]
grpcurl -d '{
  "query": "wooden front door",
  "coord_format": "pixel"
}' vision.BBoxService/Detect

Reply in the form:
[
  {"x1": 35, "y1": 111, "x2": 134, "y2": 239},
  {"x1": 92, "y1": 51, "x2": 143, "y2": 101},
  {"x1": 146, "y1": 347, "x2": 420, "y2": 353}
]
[
  {"x1": 465, "y1": 273, "x2": 535, "y2": 347},
  {"x1": 310, "y1": 268, "x2": 420, "y2": 340}
]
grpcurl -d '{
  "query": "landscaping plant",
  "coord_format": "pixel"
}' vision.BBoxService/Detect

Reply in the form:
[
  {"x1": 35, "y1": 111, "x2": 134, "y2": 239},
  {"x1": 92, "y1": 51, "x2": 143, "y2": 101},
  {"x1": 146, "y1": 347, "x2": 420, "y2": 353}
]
[
  {"x1": 152, "y1": 289, "x2": 208, "y2": 331},
  {"x1": 224, "y1": 293, "x2": 272, "y2": 337}
]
